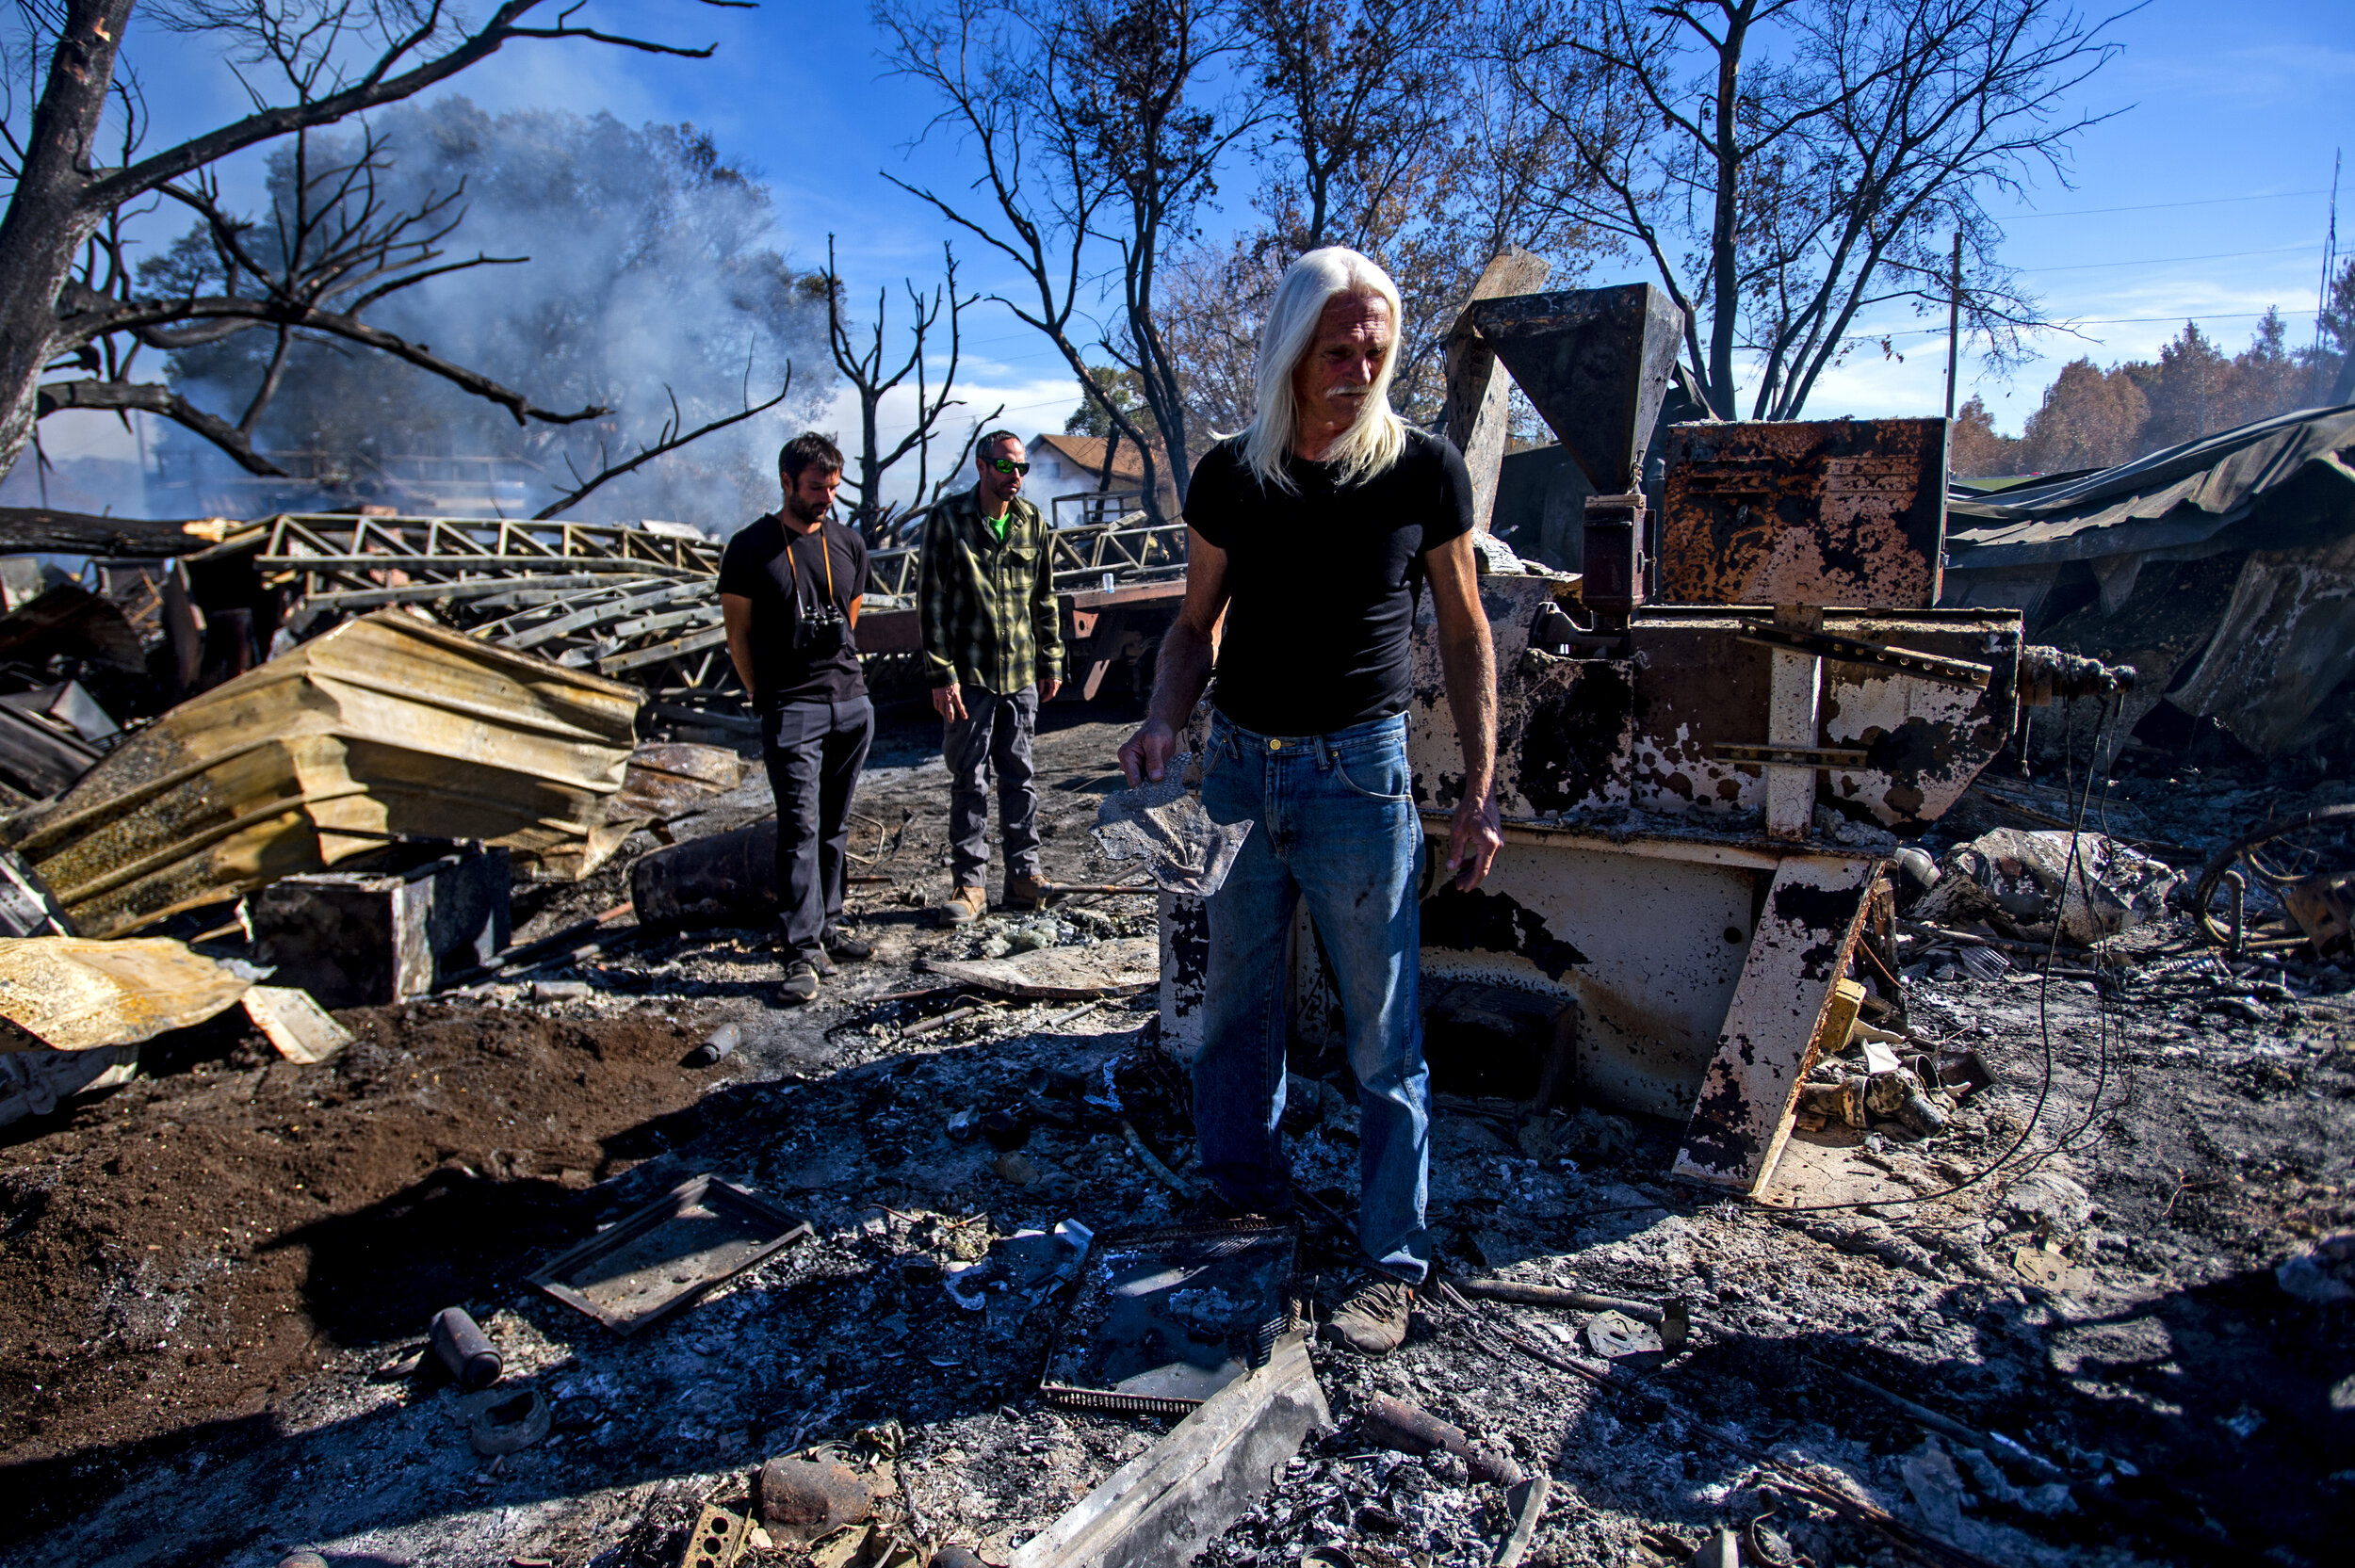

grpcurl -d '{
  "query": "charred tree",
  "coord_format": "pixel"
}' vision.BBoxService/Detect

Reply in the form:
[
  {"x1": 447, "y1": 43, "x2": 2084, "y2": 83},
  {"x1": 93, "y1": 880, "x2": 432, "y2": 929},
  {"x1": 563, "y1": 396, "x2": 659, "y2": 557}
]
[
  {"x1": 1500, "y1": 0, "x2": 2122, "y2": 420},
  {"x1": 825, "y1": 238, "x2": 999, "y2": 545},
  {"x1": 877, "y1": 0, "x2": 1255, "y2": 523},
  {"x1": 0, "y1": 1, "x2": 746, "y2": 483}
]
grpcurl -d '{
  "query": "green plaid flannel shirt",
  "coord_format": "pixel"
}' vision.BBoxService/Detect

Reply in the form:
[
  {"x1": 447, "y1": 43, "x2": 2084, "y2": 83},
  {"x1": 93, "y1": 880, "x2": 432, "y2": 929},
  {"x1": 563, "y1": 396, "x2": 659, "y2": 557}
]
[{"x1": 917, "y1": 486, "x2": 1064, "y2": 694}]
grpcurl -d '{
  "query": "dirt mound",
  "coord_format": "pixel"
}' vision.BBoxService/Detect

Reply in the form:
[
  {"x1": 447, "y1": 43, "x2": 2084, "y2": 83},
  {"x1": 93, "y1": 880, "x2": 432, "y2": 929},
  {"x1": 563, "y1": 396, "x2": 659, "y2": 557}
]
[{"x1": 0, "y1": 1001, "x2": 721, "y2": 1475}]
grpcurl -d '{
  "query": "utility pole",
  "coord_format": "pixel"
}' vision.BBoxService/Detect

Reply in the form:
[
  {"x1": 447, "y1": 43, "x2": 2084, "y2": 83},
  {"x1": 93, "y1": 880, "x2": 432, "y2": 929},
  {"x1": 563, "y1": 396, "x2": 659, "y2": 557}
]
[{"x1": 1944, "y1": 229, "x2": 1963, "y2": 421}]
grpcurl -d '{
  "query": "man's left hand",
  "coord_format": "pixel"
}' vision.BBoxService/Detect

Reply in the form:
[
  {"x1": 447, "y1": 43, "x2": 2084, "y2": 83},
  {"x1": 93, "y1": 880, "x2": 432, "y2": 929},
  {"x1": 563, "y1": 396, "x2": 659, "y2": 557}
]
[
  {"x1": 1038, "y1": 677, "x2": 1061, "y2": 703},
  {"x1": 1446, "y1": 787, "x2": 1503, "y2": 892}
]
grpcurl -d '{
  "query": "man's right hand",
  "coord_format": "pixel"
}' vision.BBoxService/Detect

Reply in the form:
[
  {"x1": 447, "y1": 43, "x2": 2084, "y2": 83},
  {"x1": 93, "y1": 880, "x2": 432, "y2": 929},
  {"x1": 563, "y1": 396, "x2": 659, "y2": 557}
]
[
  {"x1": 1118, "y1": 718, "x2": 1178, "y2": 785},
  {"x1": 931, "y1": 684, "x2": 968, "y2": 722}
]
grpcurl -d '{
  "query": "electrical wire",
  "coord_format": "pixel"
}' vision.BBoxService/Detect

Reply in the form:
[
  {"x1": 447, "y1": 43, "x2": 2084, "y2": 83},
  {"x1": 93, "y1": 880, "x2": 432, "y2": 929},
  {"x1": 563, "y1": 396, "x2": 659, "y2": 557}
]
[
  {"x1": 1767, "y1": 698, "x2": 2117, "y2": 1218},
  {"x1": 1999, "y1": 189, "x2": 2331, "y2": 219},
  {"x1": 2020, "y1": 241, "x2": 2323, "y2": 273}
]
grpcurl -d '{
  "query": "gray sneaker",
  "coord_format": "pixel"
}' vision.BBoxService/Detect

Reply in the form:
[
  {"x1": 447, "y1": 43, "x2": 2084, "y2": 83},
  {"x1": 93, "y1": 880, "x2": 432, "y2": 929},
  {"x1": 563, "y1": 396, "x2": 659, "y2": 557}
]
[
  {"x1": 778, "y1": 959, "x2": 820, "y2": 1005},
  {"x1": 1323, "y1": 1275, "x2": 1414, "y2": 1355}
]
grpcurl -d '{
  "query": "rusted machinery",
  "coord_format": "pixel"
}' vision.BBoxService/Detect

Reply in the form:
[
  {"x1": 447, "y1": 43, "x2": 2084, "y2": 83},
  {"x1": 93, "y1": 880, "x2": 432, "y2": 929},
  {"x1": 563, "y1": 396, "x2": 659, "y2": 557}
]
[{"x1": 1162, "y1": 284, "x2": 2028, "y2": 1198}]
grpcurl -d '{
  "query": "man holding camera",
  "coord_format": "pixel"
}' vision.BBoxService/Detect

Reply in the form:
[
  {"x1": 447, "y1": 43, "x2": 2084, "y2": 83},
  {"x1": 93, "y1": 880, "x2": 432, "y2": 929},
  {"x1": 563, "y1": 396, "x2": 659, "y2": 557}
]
[
  {"x1": 721, "y1": 432, "x2": 874, "y2": 1003},
  {"x1": 918, "y1": 429, "x2": 1064, "y2": 926}
]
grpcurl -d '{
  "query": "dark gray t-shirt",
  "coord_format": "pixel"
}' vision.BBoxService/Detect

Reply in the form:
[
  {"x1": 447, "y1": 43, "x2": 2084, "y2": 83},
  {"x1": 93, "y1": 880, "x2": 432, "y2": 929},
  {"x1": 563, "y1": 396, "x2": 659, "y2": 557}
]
[{"x1": 1186, "y1": 427, "x2": 1474, "y2": 736}]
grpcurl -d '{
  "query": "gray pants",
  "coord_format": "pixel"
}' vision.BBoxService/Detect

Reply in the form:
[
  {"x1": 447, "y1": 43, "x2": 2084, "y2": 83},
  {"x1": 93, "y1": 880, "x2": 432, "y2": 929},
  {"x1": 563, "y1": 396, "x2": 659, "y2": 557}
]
[{"x1": 943, "y1": 685, "x2": 1039, "y2": 887}]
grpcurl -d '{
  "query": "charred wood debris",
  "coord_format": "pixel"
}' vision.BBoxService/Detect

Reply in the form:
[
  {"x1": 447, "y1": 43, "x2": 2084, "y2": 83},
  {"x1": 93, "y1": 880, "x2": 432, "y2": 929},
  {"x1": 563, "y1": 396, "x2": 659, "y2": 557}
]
[{"x1": 0, "y1": 389, "x2": 2352, "y2": 1568}]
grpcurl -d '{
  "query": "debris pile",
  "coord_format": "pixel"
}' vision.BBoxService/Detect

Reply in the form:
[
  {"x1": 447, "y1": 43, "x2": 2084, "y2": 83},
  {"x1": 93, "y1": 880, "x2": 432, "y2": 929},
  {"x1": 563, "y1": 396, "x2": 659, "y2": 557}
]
[
  {"x1": 0, "y1": 381, "x2": 2351, "y2": 1568},
  {"x1": 1904, "y1": 826, "x2": 2180, "y2": 954}
]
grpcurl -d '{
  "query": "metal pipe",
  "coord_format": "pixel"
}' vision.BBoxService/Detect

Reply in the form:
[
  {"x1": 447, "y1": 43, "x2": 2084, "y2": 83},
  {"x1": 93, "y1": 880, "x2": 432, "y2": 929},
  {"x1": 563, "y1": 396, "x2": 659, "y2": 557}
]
[{"x1": 1360, "y1": 1395, "x2": 1524, "y2": 1485}]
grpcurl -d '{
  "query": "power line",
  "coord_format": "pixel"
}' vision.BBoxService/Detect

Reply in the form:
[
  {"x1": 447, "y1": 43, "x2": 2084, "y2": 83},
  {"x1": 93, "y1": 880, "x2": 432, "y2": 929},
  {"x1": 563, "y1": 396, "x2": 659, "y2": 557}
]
[
  {"x1": 2062, "y1": 311, "x2": 2289, "y2": 326},
  {"x1": 1999, "y1": 188, "x2": 2331, "y2": 219},
  {"x1": 2020, "y1": 241, "x2": 2320, "y2": 273}
]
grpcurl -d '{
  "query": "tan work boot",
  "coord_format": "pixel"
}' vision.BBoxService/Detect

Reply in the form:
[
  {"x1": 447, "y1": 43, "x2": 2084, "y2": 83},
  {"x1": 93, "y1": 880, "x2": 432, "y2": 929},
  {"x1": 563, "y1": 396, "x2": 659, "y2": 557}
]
[
  {"x1": 1003, "y1": 872, "x2": 1049, "y2": 912},
  {"x1": 937, "y1": 885, "x2": 987, "y2": 927},
  {"x1": 1322, "y1": 1275, "x2": 1414, "y2": 1355}
]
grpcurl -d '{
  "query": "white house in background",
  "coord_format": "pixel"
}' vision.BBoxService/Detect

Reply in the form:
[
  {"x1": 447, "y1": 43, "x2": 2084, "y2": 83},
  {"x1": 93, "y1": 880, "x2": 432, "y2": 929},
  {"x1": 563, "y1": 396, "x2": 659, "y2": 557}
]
[{"x1": 1024, "y1": 433, "x2": 1150, "y2": 522}]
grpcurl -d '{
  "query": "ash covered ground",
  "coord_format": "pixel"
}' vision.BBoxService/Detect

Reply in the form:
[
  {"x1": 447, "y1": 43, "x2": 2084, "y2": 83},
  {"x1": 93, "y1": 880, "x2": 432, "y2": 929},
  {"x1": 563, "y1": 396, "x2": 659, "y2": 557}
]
[{"x1": 1, "y1": 704, "x2": 2351, "y2": 1568}]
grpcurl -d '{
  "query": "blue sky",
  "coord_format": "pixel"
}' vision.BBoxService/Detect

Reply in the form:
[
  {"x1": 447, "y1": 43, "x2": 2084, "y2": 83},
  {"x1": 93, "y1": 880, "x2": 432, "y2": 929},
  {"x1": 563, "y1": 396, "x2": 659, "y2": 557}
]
[{"x1": 28, "y1": 0, "x2": 2355, "y2": 501}]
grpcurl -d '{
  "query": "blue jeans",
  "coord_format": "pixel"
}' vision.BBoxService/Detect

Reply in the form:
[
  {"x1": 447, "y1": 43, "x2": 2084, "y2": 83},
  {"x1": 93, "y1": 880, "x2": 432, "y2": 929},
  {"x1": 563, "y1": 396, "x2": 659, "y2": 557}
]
[{"x1": 1195, "y1": 709, "x2": 1430, "y2": 1282}]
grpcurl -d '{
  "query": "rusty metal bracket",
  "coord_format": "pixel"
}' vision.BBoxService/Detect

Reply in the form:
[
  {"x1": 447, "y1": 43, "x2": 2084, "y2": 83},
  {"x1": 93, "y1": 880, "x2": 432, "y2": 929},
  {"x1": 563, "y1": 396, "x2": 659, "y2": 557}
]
[
  {"x1": 1735, "y1": 621, "x2": 1990, "y2": 687},
  {"x1": 1709, "y1": 743, "x2": 1873, "y2": 769}
]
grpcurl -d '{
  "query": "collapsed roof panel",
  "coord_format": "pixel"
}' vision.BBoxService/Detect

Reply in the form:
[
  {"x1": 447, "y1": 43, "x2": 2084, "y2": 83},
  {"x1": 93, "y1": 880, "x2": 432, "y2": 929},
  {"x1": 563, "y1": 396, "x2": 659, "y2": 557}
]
[
  {"x1": 0, "y1": 610, "x2": 642, "y2": 938},
  {"x1": 1944, "y1": 403, "x2": 2355, "y2": 570},
  {"x1": 1942, "y1": 403, "x2": 2355, "y2": 756}
]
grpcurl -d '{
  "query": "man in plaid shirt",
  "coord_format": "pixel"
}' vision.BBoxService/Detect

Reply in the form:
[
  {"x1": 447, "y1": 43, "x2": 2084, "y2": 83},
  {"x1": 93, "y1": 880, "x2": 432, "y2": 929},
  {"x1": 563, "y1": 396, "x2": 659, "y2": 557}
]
[{"x1": 918, "y1": 429, "x2": 1064, "y2": 925}]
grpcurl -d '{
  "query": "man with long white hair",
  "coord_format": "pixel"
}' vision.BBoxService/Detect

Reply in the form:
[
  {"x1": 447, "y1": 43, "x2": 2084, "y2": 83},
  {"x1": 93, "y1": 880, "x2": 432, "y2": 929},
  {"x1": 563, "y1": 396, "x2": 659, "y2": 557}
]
[{"x1": 1118, "y1": 247, "x2": 1501, "y2": 1354}]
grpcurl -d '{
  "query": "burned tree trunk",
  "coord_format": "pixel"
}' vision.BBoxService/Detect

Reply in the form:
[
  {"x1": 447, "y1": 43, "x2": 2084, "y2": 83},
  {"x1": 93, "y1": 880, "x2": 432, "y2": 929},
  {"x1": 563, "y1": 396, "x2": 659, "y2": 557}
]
[
  {"x1": 0, "y1": 2, "x2": 136, "y2": 478},
  {"x1": 0, "y1": 1, "x2": 739, "y2": 484}
]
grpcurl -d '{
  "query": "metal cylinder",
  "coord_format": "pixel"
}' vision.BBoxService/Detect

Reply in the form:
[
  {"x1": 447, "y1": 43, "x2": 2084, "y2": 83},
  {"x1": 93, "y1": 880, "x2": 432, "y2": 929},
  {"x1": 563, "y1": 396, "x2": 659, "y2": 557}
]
[
  {"x1": 687, "y1": 1022, "x2": 741, "y2": 1066},
  {"x1": 931, "y1": 1550, "x2": 989, "y2": 1568},
  {"x1": 1360, "y1": 1395, "x2": 1523, "y2": 1485},
  {"x1": 430, "y1": 1306, "x2": 502, "y2": 1390},
  {"x1": 630, "y1": 819, "x2": 778, "y2": 929},
  {"x1": 1798, "y1": 1076, "x2": 1867, "y2": 1128}
]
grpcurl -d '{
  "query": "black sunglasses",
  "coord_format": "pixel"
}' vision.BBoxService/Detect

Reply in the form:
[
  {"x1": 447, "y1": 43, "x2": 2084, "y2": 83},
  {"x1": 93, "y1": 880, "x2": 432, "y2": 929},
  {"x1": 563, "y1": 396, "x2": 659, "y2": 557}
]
[{"x1": 989, "y1": 458, "x2": 1031, "y2": 475}]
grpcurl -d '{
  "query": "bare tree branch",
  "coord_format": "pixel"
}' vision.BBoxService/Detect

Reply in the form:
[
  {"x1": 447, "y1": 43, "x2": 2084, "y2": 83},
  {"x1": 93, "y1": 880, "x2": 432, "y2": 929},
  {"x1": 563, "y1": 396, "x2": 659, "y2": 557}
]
[
  {"x1": 1498, "y1": 0, "x2": 2124, "y2": 420},
  {"x1": 0, "y1": 1, "x2": 753, "y2": 480},
  {"x1": 36, "y1": 375, "x2": 291, "y2": 474},
  {"x1": 88, "y1": 3, "x2": 747, "y2": 213},
  {"x1": 877, "y1": 0, "x2": 1257, "y2": 521},
  {"x1": 825, "y1": 234, "x2": 983, "y2": 543},
  {"x1": 532, "y1": 371, "x2": 790, "y2": 520}
]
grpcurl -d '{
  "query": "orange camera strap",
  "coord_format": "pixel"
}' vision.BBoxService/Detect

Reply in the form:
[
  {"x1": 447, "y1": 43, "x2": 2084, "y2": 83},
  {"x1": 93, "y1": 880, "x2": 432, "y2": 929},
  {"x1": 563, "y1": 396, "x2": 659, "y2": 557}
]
[{"x1": 790, "y1": 524, "x2": 837, "y2": 606}]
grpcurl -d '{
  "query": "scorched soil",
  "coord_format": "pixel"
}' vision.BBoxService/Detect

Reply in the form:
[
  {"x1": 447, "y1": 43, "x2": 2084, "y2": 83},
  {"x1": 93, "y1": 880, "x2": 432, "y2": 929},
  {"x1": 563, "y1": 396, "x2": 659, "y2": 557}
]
[{"x1": 0, "y1": 1001, "x2": 726, "y2": 1519}]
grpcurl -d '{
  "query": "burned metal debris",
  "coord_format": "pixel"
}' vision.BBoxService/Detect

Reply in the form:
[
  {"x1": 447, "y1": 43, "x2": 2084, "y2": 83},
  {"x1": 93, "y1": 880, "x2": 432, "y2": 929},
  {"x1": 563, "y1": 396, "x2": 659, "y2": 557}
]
[{"x1": 530, "y1": 1175, "x2": 815, "y2": 1335}]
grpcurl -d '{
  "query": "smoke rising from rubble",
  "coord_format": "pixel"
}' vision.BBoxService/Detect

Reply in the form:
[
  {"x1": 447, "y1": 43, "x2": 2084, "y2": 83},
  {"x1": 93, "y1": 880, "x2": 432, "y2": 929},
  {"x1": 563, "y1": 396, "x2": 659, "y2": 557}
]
[{"x1": 155, "y1": 98, "x2": 832, "y2": 532}]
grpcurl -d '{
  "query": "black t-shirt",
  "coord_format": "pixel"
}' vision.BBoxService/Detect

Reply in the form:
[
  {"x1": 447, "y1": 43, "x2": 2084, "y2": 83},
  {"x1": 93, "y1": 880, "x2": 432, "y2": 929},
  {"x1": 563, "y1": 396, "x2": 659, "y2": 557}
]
[
  {"x1": 716, "y1": 512, "x2": 869, "y2": 710},
  {"x1": 1186, "y1": 427, "x2": 1474, "y2": 736}
]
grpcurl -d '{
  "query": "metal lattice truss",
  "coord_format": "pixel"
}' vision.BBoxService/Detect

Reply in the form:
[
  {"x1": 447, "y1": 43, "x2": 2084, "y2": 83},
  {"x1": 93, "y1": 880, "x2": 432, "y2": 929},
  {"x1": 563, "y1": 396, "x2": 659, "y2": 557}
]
[
  {"x1": 244, "y1": 509, "x2": 1190, "y2": 727},
  {"x1": 252, "y1": 513, "x2": 739, "y2": 723},
  {"x1": 865, "y1": 515, "x2": 1188, "y2": 604}
]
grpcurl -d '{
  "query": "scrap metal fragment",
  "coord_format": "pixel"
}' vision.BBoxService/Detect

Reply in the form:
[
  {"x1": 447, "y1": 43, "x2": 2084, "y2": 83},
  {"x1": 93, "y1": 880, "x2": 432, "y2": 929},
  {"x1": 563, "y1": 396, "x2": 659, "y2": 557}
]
[
  {"x1": 241, "y1": 985, "x2": 353, "y2": 1065},
  {"x1": 758, "y1": 1454, "x2": 875, "y2": 1544},
  {"x1": 529, "y1": 1175, "x2": 812, "y2": 1334},
  {"x1": 1582, "y1": 1310, "x2": 1663, "y2": 1360},
  {"x1": 0, "y1": 934, "x2": 251, "y2": 1050},
  {"x1": 1011, "y1": 1332, "x2": 1329, "y2": 1568},
  {"x1": 1492, "y1": 1475, "x2": 1551, "y2": 1568},
  {"x1": 430, "y1": 1305, "x2": 502, "y2": 1388},
  {"x1": 1041, "y1": 1220, "x2": 1296, "y2": 1416},
  {"x1": 468, "y1": 1388, "x2": 551, "y2": 1455},
  {"x1": 1093, "y1": 764, "x2": 1253, "y2": 897},
  {"x1": 679, "y1": 1501, "x2": 753, "y2": 1568}
]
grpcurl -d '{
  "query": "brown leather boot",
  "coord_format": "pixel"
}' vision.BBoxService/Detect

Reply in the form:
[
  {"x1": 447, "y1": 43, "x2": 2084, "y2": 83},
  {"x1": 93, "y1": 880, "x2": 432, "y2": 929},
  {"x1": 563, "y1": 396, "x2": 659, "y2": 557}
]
[
  {"x1": 1322, "y1": 1275, "x2": 1414, "y2": 1355},
  {"x1": 1003, "y1": 872, "x2": 1049, "y2": 911},
  {"x1": 937, "y1": 885, "x2": 987, "y2": 927}
]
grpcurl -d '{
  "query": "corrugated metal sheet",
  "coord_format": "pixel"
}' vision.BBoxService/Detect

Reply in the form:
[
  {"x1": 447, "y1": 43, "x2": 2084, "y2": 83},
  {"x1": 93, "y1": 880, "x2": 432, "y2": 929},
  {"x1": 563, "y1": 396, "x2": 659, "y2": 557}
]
[
  {"x1": 0, "y1": 936, "x2": 250, "y2": 1050},
  {"x1": 0, "y1": 610, "x2": 642, "y2": 938},
  {"x1": 1945, "y1": 404, "x2": 2355, "y2": 569}
]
